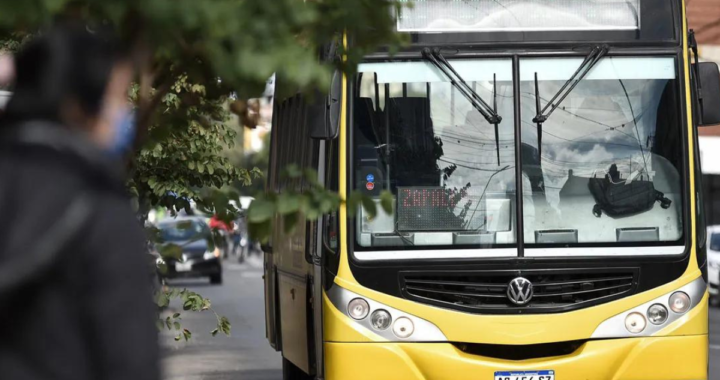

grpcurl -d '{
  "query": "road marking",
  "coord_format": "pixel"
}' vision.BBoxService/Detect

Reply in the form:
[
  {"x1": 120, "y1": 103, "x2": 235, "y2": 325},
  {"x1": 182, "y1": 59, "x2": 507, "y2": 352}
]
[{"x1": 710, "y1": 344, "x2": 720, "y2": 350}]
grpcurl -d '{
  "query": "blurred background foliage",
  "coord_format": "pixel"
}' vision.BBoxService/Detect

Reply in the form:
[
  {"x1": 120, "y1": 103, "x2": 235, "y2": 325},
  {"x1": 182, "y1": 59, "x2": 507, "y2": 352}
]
[
  {"x1": 0, "y1": 0, "x2": 403, "y2": 239},
  {"x1": 0, "y1": 0, "x2": 402, "y2": 338}
]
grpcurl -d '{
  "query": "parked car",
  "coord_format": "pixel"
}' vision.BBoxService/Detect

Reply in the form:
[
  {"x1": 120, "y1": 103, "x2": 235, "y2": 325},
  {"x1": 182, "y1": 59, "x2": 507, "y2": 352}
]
[{"x1": 156, "y1": 217, "x2": 223, "y2": 284}]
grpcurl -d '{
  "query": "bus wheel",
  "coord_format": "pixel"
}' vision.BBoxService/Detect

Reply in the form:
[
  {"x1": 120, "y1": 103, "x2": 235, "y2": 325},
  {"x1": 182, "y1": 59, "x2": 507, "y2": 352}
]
[{"x1": 282, "y1": 358, "x2": 312, "y2": 380}]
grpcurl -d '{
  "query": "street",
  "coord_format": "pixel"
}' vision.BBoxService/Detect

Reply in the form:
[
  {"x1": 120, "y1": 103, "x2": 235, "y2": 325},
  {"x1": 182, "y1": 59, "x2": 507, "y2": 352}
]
[
  {"x1": 161, "y1": 255, "x2": 282, "y2": 380},
  {"x1": 160, "y1": 259, "x2": 720, "y2": 380},
  {"x1": 712, "y1": 307, "x2": 720, "y2": 380}
]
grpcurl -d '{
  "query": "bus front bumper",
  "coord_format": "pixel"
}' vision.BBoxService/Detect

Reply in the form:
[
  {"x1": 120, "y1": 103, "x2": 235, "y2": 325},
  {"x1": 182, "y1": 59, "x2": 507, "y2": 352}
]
[{"x1": 325, "y1": 335, "x2": 707, "y2": 380}]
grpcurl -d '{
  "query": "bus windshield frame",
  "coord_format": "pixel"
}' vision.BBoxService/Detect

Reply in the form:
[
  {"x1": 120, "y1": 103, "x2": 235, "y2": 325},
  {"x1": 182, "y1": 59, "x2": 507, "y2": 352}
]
[{"x1": 348, "y1": 48, "x2": 689, "y2": 260}]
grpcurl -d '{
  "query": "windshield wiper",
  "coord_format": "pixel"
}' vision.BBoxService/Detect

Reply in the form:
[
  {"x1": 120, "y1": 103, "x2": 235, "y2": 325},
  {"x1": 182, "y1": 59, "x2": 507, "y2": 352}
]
[
  {"x1": 532, "y1": 45, "x2": 609, "y2": 157},
  {"x1": 422, "y1": 48, "x2": 503, "y2": 165}
]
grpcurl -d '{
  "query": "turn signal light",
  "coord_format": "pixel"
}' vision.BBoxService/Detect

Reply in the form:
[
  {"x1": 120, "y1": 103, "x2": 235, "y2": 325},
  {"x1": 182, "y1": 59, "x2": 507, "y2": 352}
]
[
  {"x1": 624, "y1": 312, "x2": 647, "y2": 334},
  {"x1": 392, "y1": 317, "x2": 415, "y2": 338}
]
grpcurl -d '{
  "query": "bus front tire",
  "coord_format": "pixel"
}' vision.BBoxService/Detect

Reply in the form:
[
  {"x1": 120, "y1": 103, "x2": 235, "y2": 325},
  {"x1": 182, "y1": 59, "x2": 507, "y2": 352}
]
[{"x1": 282, "y1": 358, "x2": 312, "y2": 380}]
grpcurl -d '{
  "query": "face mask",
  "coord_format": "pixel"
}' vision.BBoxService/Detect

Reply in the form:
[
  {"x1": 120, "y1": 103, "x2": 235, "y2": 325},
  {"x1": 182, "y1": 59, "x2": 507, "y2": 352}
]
[{"x1": 107, "y1": 109, "x2": 136, "y2": 156}]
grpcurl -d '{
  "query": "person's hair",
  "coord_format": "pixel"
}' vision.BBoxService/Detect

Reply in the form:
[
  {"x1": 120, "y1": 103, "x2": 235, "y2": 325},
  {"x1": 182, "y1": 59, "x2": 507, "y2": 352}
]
[{"x1": 3, "y1": 25, "x2": 126, "y2": 126}]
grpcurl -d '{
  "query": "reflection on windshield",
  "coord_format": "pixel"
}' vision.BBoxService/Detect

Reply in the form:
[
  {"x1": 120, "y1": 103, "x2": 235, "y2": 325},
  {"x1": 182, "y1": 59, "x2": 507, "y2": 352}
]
[
  {"x1": 520, "y1": 57, "x2": 683, "y2": 245},
  {"x1": 353, "y1": 59, "x2": 516, "y2": 248}
]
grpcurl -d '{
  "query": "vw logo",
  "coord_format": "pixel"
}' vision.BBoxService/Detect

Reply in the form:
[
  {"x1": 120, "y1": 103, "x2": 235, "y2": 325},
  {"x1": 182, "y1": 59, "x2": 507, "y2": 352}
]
[{"x1": 507, "y1": 277, "x2": 534, "y2": 305}]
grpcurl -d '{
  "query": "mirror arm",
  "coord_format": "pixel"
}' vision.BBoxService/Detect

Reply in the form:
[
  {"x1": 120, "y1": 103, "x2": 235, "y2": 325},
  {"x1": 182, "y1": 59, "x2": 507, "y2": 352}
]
[{"x1": 690, "y1": 30, "x2": 704, "y2": 103}]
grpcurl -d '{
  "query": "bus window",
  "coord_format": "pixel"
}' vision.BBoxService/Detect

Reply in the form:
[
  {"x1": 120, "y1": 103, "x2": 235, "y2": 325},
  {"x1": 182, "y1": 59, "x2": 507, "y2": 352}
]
[
  {"x1": 519, "y1": 56, "x2": 684, "y2": 246},
  {"x1": 352, "y1": 59, "x2": 516, "y2": 248}
]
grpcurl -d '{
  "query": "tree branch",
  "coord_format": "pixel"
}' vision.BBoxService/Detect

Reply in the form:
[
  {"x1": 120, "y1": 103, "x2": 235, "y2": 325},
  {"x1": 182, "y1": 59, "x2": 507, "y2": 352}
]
[{"x1": 134, "y1": 78, "x2": 173, "y2": 150}]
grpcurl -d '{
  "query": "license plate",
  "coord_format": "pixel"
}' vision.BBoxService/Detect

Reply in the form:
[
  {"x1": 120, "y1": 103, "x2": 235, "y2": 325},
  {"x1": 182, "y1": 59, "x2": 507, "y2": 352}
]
[
  {"x1": 494, "y1": 370, "x2": 554, "y2": 380},
  {"x1": 175, "y1": 262, "x2": 193, "y2": 272}
]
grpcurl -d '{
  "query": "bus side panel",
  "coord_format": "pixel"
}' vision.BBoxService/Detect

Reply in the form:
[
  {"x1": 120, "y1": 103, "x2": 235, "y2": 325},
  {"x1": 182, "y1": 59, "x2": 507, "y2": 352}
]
[
  {"x1": 275, "y1": 215, "x2": 312, "y2": 373},
  {"x1": 264, "y1": 94, "x2": 282, "y2": 350},
  {"x1": 263, "y1": 250, "x2": 279, "y2": 350},
  {"x1": 278, "y1": 271, "x2": 310, "y2": 372}
]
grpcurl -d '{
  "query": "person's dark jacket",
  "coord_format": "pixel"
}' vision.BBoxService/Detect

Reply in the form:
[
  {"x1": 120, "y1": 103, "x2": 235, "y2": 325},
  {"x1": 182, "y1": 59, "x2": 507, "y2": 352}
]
[{"x1": 0, "y1": 122, "x2": 159, "y2": 380}]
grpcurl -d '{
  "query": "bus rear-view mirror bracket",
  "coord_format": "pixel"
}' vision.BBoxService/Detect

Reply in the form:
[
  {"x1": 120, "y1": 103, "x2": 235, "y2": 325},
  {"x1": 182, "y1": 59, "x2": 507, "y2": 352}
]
[{"x1": 309, "y1": 69, "x2": 342, "y2": 140}]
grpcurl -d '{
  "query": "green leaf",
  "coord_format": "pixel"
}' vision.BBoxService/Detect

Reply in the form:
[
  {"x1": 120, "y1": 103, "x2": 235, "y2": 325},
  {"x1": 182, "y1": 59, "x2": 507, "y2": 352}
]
[
  {"x1": 276, "y1": 193, "x2": 301, "y2": 215},
  {"x1": 158, "y1": 244, "x2": 183, "y2": 261},
  {"x1": 303, "y1": 168, "x2": 320, "y2": 186},
  {"x1": 247, "y1": 199, "x2": 275, "y2": 223},
  {"x1": 174, "y1": 322, "x2": 181, "y2": 331},
  {"x1": 283, "y1": 213, "x2": 299, "y2": 234},
  {"x1": 173, "y1": 312, "x2": 181, "y2": 319},
  {"x1": 155, "y1": 291, "x2": 170, "y2": 308},
  {"x1": 248, "y1": 219, "x2": 272, "y2": 244},
  {"x1": 183, "y1": 329, "x2": 192, "y2": 341},
  {"x1": 345, "y1": 192, "x2": 363, "y2": 217},
  {"x1": 283, "y1": 164, "x2": 302, "y2": 179},
  {"x1": 380, "y1": 190, "x2": 394, "y2": 215},
  {"x1": 251, "y1": 167, "x2": 264, "y2": 178},
  {"x1": 361, "y1": 195, "x2": 377, "y2": 220},
  {"x1": 165, "y1": 316, "x2": 172, "y2": 330},
  {"x1": 219, "y1": 316, "x2": 231, "y2": 335},
  {"x1": 211, "y1": 328, "x2": 219, "y2": 337}
]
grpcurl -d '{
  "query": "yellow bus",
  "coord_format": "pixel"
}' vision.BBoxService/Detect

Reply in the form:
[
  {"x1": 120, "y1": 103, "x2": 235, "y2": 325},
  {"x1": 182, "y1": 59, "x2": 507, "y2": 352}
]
[{"x1": 264, "y1": 1, "x2": 720, "y2": 379}]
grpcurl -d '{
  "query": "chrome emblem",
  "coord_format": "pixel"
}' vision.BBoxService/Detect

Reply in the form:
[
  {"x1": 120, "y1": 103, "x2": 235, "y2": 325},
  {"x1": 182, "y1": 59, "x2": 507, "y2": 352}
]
[{"x1": 507, "y1": 277, "x2": 534, "y2": 305}]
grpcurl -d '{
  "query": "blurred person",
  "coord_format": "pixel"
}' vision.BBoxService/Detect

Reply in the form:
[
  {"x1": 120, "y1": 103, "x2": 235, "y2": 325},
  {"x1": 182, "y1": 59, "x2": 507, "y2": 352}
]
[
  {"x1": 0, "y1": 25, "x2": 159, "y2": 380},
  {"x1": 0, "y1": 53, "x2": 14, "y2": 87}
]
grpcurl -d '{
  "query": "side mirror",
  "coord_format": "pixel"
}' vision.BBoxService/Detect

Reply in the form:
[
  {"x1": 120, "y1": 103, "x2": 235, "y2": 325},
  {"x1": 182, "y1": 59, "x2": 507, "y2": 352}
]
[
  {"x1": 309, "y1": 70, "x2": 342, "y2": 140},
  {"x1": 695, "y1": 62, "x2": 720, "y2": 126}
]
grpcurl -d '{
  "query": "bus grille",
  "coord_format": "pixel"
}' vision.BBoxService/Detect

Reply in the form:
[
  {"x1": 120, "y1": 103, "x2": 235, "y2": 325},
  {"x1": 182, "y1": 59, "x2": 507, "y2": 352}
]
[{"x1": 400, "y1": 269, "x2": 638, "y2": 314}]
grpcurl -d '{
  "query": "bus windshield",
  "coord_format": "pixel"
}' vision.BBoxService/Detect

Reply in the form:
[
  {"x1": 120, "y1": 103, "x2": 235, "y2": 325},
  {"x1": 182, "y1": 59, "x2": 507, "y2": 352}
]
[
  {"x1": 352, "y1": 56, "x2": 685, "y2": 252},
  {"x1": 520, "y1": 56, "x2": 683, "y2": 246}
]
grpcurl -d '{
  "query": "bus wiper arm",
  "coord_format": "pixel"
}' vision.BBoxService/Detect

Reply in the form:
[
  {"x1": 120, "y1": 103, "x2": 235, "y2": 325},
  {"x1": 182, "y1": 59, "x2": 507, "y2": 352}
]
[
  {"x1": 422, "y1": 48, "x2": 503, "y2": 165},
  {"x1": 532, "y1": 45, "x2": 609, "y2": 157}
]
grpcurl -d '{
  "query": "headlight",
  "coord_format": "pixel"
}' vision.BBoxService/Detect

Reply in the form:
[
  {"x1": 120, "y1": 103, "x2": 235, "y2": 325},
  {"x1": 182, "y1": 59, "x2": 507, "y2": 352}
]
[
  {"x1": 347, "y1": 298, "x2": 370, "y2": 320},
  {"x1": 592, "y1": 277, "x2": 705, "y2": 339},
  {"x1": 327, "y1": 284, "x2": 447, "y2": 342},
  {"x1": 624, "y1": 312, "x2": 647, "y2": 334},
  {"x1": 370, "y1": 310, "x2": 392, "y2": 331},
  {"x1": 669, "y1": 291, "x2": 691, "y2": 314},
  {"x1": 647, "y1": 304, "x2": 669, "y2": 325}
]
